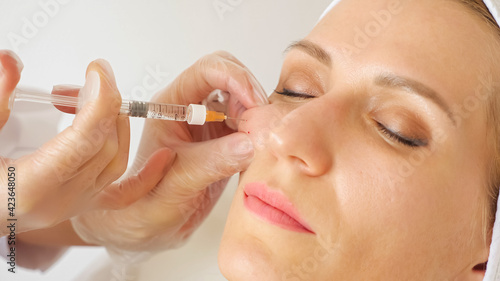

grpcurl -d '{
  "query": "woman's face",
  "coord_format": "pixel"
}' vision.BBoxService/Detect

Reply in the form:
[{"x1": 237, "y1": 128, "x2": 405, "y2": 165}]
[{"x1": 219, "y1": 0, "x2": 500, "y2": 280}]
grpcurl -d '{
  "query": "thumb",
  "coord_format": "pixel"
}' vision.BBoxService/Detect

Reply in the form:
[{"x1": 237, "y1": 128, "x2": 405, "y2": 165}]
[
  {"x1": 168, "y1": 132, "x2": 254, "y2": 192},
  {"x1": 95, "y1": 148, "x2": 176, "y2": 210},
  {"x1": 0, "y1": 50, "x2": 23, "y2": 129},
  {"x1": 24, "y1": 59, "x2": 123, "y2": 185}
]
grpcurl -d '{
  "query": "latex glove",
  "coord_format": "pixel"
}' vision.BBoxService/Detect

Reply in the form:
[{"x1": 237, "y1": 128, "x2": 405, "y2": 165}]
[
  {"x1": 0, "y1": 54, "x2": 171, "y2": 235},
  {"x1": 71, "y1": 51, "x2": 268, "y2": 262}
]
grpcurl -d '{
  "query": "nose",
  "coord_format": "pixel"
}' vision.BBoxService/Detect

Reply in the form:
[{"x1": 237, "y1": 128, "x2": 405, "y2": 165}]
[{"x1": 267, "y1": 100, "x2": 333, "y2": 177}]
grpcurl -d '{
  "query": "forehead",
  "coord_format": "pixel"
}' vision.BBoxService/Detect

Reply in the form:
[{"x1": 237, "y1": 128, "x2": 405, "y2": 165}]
[{"x1": 305, "y1": 0, "x2": 499, "y2": 105}]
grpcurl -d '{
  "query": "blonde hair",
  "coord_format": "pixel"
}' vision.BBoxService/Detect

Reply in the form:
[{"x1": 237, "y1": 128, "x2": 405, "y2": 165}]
[{"x1": 455, "y1": 0, "x2": 500, "y2": 232}]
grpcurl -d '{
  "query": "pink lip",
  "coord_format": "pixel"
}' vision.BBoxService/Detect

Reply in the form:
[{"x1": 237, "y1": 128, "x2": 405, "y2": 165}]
[{"x1": 243, "y1": 182, "x2": 314, "y2": 234}]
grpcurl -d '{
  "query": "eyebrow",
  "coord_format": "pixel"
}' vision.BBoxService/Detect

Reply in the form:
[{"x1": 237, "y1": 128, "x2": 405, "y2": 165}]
[
  {"x1": 375, "y1": 74, "x2": 456, "y2": 126},
  {"x1": 285, "y1": 40, "x2": 456, "y2": 126},
  {"x1": 285, "y1": 40, "x2": 332, "y2": 66}
]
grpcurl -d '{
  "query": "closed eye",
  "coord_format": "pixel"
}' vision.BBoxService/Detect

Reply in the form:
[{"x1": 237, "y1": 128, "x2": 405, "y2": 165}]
[
  {"x1": 274, "y1": 88, "x2": 316, "y2": 99},
  {"x1": 375, "y1": 121, "x2": 428, "y2": 148}
]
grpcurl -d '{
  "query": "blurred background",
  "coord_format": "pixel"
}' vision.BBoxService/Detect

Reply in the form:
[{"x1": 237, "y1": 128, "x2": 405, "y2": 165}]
[{"x1": 0, "y1": 0, "x2": 330, "y2": 280}]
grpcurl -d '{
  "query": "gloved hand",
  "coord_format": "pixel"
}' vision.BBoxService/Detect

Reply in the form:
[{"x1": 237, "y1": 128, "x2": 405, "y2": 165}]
[
  {"x1": 70, "y1": 51, "x2": 268, "y2": 263},
  {"x1": 0, "y1": 52, "x2": 171, "y2": 235}
]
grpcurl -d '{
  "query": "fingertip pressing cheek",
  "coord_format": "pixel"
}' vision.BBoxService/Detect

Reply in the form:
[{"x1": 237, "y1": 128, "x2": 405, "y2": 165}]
[{"x1": 225, "y1": 96, "x2": 247, "y2": 130}]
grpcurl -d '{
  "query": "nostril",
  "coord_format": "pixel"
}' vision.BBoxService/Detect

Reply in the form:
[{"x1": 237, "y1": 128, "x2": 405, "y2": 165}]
[
  {"x1": 292, "y1": 156, "x2": 310, "y2": 171},
  {"x1": 473, "y1": 261, "x2": 487, "y2": 271},
  {"x1": 295, "y1": 156, "x2": 329, "y2": 177}
]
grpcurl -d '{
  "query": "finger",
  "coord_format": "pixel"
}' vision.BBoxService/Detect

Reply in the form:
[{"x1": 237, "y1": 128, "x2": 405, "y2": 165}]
[
  {"x1": 0, "y1": 50, "x2": 23, "y2": 129},
  {"x1": 68, "y1": 60, "x2": 128, "y2": 188},
  {"x1": 65, "y1": 59, "x2": 123, "y2": 175},
  {"x1": 159, "y1": 132, "x2": 253, "y2": 198},
  {"x1": 51, "y1": 84, "x2": 81, "y2": 114},
  {"x1": 96, "y1": 148, "x2": 176, "y2": 210},
  {"x1": 226, "y1": 93, "x2": 249, "y2": 129},
  {"x1": 154, "y1": 52, "x2": 268, "y2": 110},
  {"x1": 72, "y1": 59, "x2": 122, "y2": 131},
  {"x1": 212, "y1": 50, "x2": 267, "y2": 99},
  {"x1": 95, "y1": 114, "x2": 130, "y2": 189}
]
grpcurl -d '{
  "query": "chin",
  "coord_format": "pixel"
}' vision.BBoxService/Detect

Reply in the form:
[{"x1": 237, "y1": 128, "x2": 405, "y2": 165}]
[
  {"x1": 218, "y1": 234, "x2": 281, "y2": 281},
  {"x1": 218, "y1": 196, "x2": 283, "y2": 281}
]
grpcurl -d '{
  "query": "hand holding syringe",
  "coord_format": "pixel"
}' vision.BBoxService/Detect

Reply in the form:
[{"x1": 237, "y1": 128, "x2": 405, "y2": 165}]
[
  {"x1": 0, "y1": 51, "x2": 263, "y2": 240},
  {"x1": 9, "y1": 87, "x2": 243, "y2": 125}
]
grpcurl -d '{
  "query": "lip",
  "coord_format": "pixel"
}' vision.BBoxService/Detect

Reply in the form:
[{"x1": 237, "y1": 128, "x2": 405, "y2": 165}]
[{"x1": 243, "y1": 182, "x2": 314, "y2": 234}]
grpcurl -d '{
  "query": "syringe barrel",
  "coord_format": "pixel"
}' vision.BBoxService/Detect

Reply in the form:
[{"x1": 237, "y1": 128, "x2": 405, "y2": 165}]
[
  {"x1": 9, "y1": 88, "x2": 224, "y2": 126},
  {"x1": 122, "y1": 100, "x2": 188, "y2": 121}
]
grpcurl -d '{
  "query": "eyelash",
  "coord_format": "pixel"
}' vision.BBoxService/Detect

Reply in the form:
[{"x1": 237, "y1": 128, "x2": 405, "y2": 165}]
[
  {"x1": 375, "y1": 121, "x2": 427, "y2": 148},
  {"x1": 274, "y1": 88, "x2": 316, "y2": 99},
  {"x1": 275, "y1": 88, "x2": 427, "y2": 148}
]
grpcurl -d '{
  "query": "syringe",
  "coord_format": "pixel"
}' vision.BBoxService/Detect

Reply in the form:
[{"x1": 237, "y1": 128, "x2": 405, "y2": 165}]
[{"x1": 9, "y1": 87, "x2": 240, "y2": 125}]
